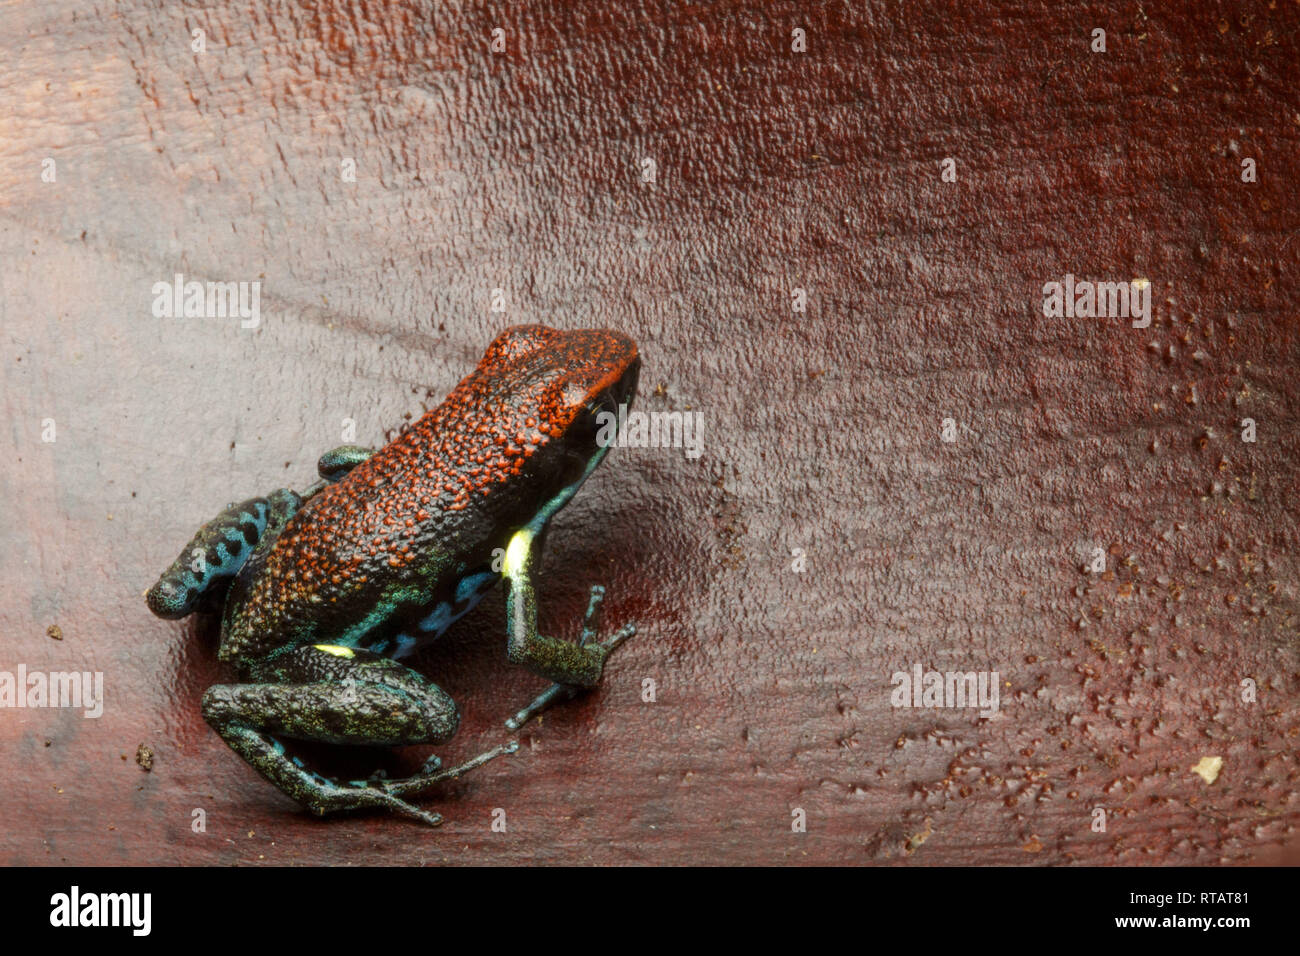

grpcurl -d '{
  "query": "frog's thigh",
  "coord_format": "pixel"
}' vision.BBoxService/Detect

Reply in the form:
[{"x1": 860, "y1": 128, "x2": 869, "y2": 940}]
[
  {"x1": 501, "y1": 527, "x2": 608, "y2": 688},
  {"x1": 203, "y1": 645, "x2": 459, "y2": 747},
  {"x1": 201, "y1": 645, "x2": 460, "y2": 823},
  {"x1": 316, "y1": 445, "x2": 376, "y2": 482},
  {"x1": 146, "y1": 489, "x2": 301, "y2": 619}
]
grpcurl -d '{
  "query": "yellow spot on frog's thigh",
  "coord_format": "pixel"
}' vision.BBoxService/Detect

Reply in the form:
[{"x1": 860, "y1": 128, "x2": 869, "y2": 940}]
[
  {"x1": 314, "y1": 644, "x2": 355, "y2": 658},
  {"x1": 504, "y1": 528, "x2": 534, "y2": 579}
]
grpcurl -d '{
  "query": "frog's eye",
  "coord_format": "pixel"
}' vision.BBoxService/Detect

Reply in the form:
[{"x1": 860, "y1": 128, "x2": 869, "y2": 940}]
[
  {"x1": 488, "y1": 325, "x2": 556, "y2": 362},
  {"x1": 561, "y1": 382, "x2": 591, "y2": 408}
]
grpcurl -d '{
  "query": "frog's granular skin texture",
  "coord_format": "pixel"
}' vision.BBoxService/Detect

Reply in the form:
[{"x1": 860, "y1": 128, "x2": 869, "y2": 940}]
[
  {"x1": 218, "y1": 326, "x2": 638, "y2": 661},
  {"x1": 1, "y1": 0, "x2": 1298, "y2": 864}
]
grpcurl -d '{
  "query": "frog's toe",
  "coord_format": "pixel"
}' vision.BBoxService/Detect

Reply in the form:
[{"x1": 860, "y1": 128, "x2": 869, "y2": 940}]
[
  {"x1": 502, "y1": 622, "x2": 635, "y2": 731},
  {"x1": 309, "y1": 784, "x2": 443, "y2": 827},
  {"x1": 577, "y1": 586, "x2": 636, "y2": 651},
  {"x1": 598, "y1": 622, "x2": 637, "y2": 653},
  {"x1": 372, "y1": 793, "x2": 443, "y2": 828},
  {"x1": 377, "y1": 742, "x2": 517, "y2": 801},
  {"x1": 505, "y1": 683, "x2": 578, "y2": 730}
]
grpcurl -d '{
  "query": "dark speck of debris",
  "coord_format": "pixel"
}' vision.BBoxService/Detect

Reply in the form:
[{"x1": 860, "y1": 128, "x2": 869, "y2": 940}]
[
  {"x1": 135, "y1": 744, "x2": 154, "y2": 772},
  {"x1": 46, "y1": 625, "x2": 62, "y2": 641}
]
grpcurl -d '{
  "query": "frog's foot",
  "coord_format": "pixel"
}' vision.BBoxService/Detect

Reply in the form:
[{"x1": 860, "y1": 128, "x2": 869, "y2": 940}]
[
  {"x1": 203, "y1": 645, "x2": 474, "y2": 826},
  {"x1": 372, "y1": 741, "x2": 519, "y2": 800},
  {"x1": 309, "y1": 780, "x2": 444, "y2": 827},
  {"x1": 503, "y1": 530, "x2": 639, "y2": 691},
  {"x1": 504, "y1": 583, "x2": 637, "y2": 731},
  {"x1": 146, "y1": 489, "x2": 301, "y2": 619},
  {"x1": 311, "y1": 744, "x2": 520, "y2": 826}
]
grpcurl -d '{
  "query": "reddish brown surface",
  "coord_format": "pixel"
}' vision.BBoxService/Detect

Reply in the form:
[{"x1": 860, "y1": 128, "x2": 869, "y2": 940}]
[{"x1": 2, "y1": 1, "x2": 1298, "y2": 866}]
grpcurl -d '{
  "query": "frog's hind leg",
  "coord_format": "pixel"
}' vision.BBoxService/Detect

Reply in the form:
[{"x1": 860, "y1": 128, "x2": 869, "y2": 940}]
[
  {"x1": 145, "y1": 489, "x2": 301, "y2": 619},
  {"x1": 201, "y1": 644, "x2": 514, "y2": 826}
]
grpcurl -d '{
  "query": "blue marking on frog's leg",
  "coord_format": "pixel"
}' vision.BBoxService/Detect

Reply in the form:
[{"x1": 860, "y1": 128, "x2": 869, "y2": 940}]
[
  {"x1": 380, "y1": 601, "x2": 452, "y2": 661},
  {"x1": 316, "y1": 445, "x2": 376, "y2": 483},
  {"x1": 146, "y1": 489, "x2": 301, "y2": 619},
  {"x1": 284, "y1": 743, "x2": 342, "y2": 791},
  {"x1": 456, "y1": 571, "x2": 497, "y2": 604},
  {"x1": 381, "y1": 571, "x2": 501, "y2": 661},
  {"x1": 389, "y1": 633, "x2": 421, "y2": 661},
  {"x1": 418, "y1": 601, "x2": 455, "y2": 636}
]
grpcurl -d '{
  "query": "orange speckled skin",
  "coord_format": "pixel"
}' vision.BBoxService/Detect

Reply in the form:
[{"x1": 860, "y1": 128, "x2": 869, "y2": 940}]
[{"x1": 218, "y1": 325, "x2": 639, "y2": 666}]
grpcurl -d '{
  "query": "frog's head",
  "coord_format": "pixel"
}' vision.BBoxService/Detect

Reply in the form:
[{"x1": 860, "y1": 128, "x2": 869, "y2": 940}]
[
  {"x1": 483, "y1": 323, "x2": 638, "y2": 416},
  {"x1": 469, "y1": 324, "x2": 640, "y2": 511}
]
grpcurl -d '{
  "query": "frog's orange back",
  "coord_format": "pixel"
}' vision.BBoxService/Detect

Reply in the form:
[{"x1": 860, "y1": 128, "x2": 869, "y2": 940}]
[{"x1": 218, "y1": 326, "x2": 639, "y2": 663}]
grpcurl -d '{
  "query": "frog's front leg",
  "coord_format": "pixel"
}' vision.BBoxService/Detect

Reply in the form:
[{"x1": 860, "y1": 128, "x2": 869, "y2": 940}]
[
  {"x1": 146, "y1": 489, "x2": 301, "y2": 619},
  {"x1": 501, "y1": 527, "x2": 636, "y2": 728},
  {"x1": 201, "y1": 644, "x2": 511, "y2": 826}
]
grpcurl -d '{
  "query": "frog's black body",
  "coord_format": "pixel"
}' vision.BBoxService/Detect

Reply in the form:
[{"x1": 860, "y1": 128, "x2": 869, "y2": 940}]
[{"x1": 146, "y1": 326, "x2": 640, "y2": 825}]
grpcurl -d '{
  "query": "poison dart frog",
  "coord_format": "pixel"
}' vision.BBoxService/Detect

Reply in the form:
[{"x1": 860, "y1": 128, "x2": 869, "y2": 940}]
[{"x1": 145, "y1": 325, "x2": 640, "y2": 825}]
